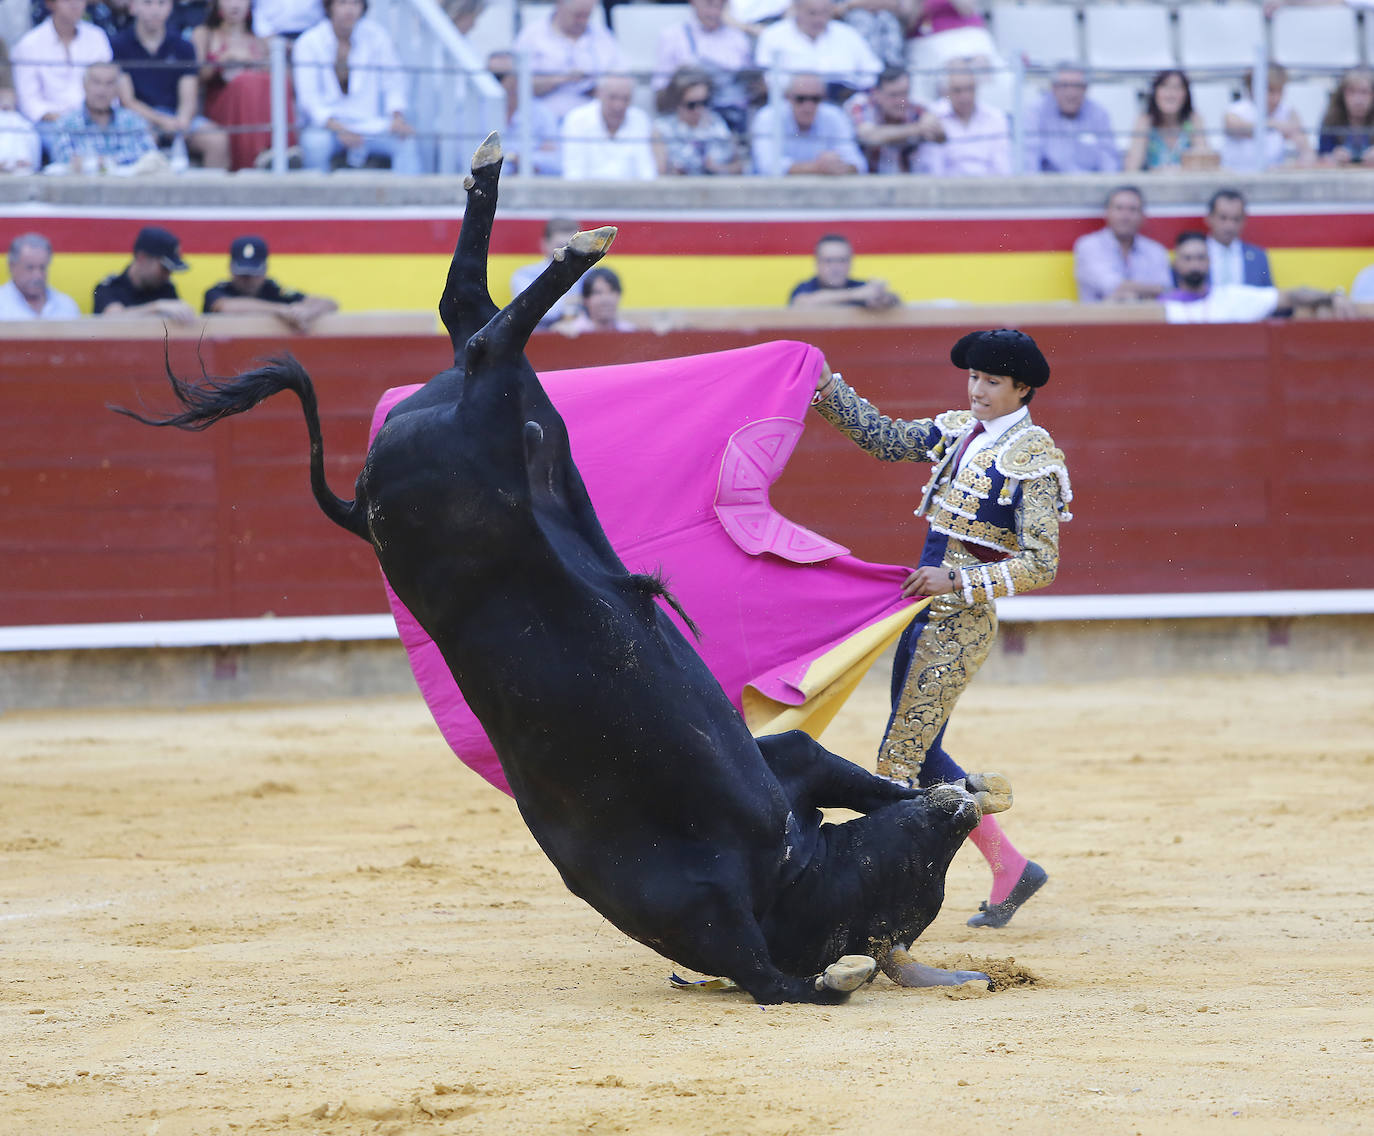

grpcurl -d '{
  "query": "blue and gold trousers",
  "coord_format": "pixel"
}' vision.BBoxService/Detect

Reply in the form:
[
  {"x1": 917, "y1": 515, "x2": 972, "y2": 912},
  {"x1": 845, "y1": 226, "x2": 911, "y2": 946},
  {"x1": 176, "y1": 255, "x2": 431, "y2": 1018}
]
[{"x1": 877, "y1": 589, "x2": 997, "y2": 787}]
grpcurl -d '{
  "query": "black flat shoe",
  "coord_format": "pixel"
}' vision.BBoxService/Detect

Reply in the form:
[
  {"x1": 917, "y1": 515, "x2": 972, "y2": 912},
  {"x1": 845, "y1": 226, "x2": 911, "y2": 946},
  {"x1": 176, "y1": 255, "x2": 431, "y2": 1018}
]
[{"x1": 967, "y1": 861, "x2": 1047, "y2": 928}]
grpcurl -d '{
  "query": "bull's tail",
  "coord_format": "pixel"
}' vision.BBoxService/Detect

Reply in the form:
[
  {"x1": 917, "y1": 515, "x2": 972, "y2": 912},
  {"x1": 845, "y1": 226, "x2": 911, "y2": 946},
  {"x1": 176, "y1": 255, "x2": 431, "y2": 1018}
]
[{"x1": 110, "y1": 346, "x2": 368, "y2": 541}]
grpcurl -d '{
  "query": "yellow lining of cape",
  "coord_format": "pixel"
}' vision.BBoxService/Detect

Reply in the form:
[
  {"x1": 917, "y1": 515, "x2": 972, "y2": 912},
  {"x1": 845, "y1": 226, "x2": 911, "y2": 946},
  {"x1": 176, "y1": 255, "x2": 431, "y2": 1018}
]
[{"x1": 741, "y1": 598, "x2": 932, "y2": 740}]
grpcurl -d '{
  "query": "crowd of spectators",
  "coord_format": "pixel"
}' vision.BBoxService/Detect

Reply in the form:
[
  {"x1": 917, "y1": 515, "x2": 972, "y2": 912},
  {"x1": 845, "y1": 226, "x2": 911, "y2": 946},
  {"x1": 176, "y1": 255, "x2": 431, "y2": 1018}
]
[
  {"x1": 2, "y1": 224, "x2": 339, "y2": 323},
  {"x1": 2, "y1": 0, "x2": 1374, "y2": 177}
]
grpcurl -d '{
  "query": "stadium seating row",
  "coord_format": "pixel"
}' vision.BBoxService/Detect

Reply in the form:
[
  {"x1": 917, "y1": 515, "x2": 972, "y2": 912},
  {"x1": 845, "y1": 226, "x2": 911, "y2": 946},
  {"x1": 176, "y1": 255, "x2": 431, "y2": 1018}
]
[{"x1": 458, "y1": 1, "x2": 1374, "y2": 77}]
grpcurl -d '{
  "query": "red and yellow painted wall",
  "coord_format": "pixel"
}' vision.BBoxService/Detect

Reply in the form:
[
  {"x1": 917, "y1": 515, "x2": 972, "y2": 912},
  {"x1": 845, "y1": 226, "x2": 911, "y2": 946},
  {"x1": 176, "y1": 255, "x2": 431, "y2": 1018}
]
[
  {"x1": 4, "y1": 319, "x2": 1373, "y2": 627},
  {"x1": 5, "y1": 206, "x2": 1372, "y2": 315}
]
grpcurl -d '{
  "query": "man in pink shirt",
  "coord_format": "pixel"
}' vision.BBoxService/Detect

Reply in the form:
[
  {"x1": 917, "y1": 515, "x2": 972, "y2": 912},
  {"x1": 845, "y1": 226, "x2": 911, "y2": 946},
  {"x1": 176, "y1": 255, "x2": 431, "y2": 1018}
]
[
  {"x1": 11, "y1": 0, "x2": 113, "y2": 157},
  {"x1": 512, "y1": 0, "x2": 626, "y2": 124},
  {"x1": 918, "y1": 64, "x2": 1009, "y2": 176},
  {"x1": 1072, "y1": 185, "x2": 1172, "y2": 303}
]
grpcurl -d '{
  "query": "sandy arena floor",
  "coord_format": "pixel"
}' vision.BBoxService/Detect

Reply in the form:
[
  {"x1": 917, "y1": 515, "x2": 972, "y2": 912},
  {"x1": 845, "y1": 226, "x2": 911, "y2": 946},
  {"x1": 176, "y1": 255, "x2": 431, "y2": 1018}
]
[{"x1": 2, "y1": 666, "x2": 1372, "y2": 1135}]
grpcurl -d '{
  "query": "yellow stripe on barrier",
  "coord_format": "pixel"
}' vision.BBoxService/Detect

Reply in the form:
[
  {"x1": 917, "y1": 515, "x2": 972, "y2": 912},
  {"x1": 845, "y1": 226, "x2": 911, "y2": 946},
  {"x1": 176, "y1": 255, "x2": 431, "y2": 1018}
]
[{"x1": 46, "y1": 248, "x2": 1374, "y2": 317}]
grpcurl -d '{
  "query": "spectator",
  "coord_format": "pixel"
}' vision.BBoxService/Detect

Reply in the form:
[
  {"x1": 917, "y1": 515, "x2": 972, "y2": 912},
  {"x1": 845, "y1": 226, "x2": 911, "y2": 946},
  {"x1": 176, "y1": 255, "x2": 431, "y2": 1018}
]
[
  {"x1": 113, "y1": 0, "x2": 230, "y2": 169},
  {"x1": 293, "y1": 0, "x2": 421, "y2": 173},
  {"x1": 251, "y1": 0, "x2": 320, "y2": 38},
  {"x1": 486, "y1": 50, "x2": 560, "y2": 176},
  {"x1": 653, "y1": 66, "x2": 742, "y2": 176},
  {"x1": 0, "y1": 49, "x2": 42, "y2": 174},
  {"x1": 788, "y1": 231, "x2": 900, "y2": 309},
  {"x1": 906, "y1": 0, "x2": 1005, "y2": 107},
  {"x1": 754, "y1": 0, "x2": 881, "y2": 102},
  {"x1": 837, "y1": 0, "x2": 906, "y2": 71},
  {"x1": 843, "y1": 63, "x2": 942, "y2": 173},
  {"x1": 918, "y1": 63, "x2": 1008, "y2": 176},
  {"x1": 1204, "y1": 188, "x2": 1272, "y2": 290},
  {"x1": 561, "y1": 73, "x2": 656, "y2": 180},
  {"x1": 511, "y1": 215, "x2": 584, "y2": 328},
  {"x1": 1124, "y1": 69, "x2": 1214, "y2": 173},
  {"x1": 750, "y1": 70, "x2": 863, "y2": 175},
  {"x1": 93, "y1": 225, "x2": 196, "y2": 321},
  {"x1": 1162, "y1": 230, "x2": 1354, "y2": 323},
  {"x1": 512, "y1": 0, "x2": 625, "y2": 125},
  {"x1": 557, "y1": 265, "x2": 635, "y2": 335},
  {"x1": 1073, "y1": 184, "x2": 1171, "y2": 303},
  {"x1": 192, "y1": 0, "x2": 286, "y2": 171},
  {"x1": 50, "y1": 59, "x2": 157, "y2": 171},
  {"x1": 1024, "y1": 64, "x2": 1119, "y2": 174},
  {"x1": 653, "y1": 0, "x2": 755, "y2": 134},
  {"x1": 203, "y1": 235, "x2": 338, "y2": 330},
  {"x1": 11, "y1": 0, "x2": 113, "y2": 156},
  {"x1": 1317, "y1": 66, "x2": 1374, "y2": 166},
  {"x1": 0, "y1": 233, "x2": 80, "y2": 319},
  {"x1": 1220, "y1": 63, "x2": 1314, "y2": 172}
]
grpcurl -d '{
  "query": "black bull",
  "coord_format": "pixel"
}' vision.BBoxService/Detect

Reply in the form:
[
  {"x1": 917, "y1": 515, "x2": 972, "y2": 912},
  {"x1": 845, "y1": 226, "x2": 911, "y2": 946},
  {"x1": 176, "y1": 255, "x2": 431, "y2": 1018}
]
[{"x1": 116, "y1": 135, "x2": 1014, "y2": 1004}]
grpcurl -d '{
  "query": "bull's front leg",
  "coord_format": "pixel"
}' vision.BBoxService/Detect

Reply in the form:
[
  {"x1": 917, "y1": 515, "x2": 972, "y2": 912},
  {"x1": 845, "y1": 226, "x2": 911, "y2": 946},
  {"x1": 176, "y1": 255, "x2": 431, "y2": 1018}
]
[{"x1": 879, "y1": 945, "x2": 992, "y2": 989}]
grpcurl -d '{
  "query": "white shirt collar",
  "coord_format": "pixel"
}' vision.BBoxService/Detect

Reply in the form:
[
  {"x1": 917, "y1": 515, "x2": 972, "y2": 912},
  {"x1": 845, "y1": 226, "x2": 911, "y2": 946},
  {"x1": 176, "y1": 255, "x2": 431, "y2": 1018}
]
[
  {"x1": 977, "y1": 404, "x2": 1028, "y2": 441},
  {"x1": 956, "y1": 404, "x2": 1027, "y2": 470}
]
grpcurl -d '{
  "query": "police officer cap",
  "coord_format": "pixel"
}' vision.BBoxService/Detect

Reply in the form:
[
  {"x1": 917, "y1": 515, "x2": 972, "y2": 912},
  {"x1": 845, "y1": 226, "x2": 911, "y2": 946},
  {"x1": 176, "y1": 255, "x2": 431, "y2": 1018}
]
[{"x1": 950, "y1": 328, "x2": 1050, "y2": 388}]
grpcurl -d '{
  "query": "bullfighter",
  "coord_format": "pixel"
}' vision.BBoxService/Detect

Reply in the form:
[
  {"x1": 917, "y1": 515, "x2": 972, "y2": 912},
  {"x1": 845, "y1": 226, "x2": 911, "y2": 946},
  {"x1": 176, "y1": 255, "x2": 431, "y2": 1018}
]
[{"x1": 812, "y1": 328, "x2": 1072, "y2": 928}]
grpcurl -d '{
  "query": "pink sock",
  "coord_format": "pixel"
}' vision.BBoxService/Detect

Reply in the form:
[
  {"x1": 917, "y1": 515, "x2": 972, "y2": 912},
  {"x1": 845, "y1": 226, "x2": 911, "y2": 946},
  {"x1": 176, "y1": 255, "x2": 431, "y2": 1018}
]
[{"x1": 968, "y1": 815, "x2": 1029, "y2": 905}]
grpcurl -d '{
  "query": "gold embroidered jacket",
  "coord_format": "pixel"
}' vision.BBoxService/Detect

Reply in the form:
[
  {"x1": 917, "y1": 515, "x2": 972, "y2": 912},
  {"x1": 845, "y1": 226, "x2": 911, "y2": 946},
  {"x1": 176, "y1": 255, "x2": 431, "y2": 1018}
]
[{"x1": 815, "y1": 376, "x2": 1073, "y2": 604}]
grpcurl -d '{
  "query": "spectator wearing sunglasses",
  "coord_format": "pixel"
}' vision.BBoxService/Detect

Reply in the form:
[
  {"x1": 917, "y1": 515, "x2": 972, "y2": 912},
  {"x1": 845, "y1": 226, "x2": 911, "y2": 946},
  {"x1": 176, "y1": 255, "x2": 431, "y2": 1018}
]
[
  {"x1": 652, "y1": 66, "x2": 743, "y2": 175},
  {"x1": 750, "y1": 71, "x2": 863, "y2": 175}
]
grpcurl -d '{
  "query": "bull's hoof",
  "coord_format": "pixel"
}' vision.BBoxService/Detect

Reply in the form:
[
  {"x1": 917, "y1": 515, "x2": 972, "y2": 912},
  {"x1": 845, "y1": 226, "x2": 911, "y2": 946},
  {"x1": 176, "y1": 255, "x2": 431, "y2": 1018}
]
[
  {"x1": 965, "y1": 771, "x2": 1013, "y2": 815},
  {"x1": 472, "y1": 131, "x2": 502, "y2": 171},
  {"x1": 880, "y1": 945, "x2": 990, "y2": 989},
  {"x1": 554, "y1": 226, "x2": 617, "y2": 263},
  {"x1": 967, "y1": 860, "x2": 1047, "y2": 928},
  {"x1": 815, "y1": 954, "x2": 878, "y2": 993}
]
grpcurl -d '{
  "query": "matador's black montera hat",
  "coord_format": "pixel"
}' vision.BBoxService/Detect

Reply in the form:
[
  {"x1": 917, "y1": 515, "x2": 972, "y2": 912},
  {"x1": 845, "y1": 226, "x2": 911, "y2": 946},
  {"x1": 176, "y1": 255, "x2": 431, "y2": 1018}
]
[{"x1": 950, "y1": 328, "x2": 1050, "y2": 388}]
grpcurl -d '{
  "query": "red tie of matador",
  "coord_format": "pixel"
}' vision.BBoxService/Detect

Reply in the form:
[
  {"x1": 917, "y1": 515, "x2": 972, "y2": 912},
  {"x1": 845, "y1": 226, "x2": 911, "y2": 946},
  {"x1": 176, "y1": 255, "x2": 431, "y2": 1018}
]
[{"x1": 952, "y1": 421, "x2": 985, "y2": 470}]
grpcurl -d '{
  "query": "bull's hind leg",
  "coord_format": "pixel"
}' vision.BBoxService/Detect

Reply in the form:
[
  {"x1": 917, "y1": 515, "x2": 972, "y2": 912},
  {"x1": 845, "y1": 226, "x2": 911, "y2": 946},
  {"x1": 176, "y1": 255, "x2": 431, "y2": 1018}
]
[{"x1": 438, "y1": 131, "x2": 504, "y2": 359}]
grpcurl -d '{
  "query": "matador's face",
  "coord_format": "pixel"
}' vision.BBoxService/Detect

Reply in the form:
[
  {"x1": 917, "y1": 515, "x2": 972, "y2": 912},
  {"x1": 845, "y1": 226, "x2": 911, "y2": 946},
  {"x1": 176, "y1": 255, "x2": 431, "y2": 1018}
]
[{"x1": 967, "y1": 369, "x2": 1028, "y2": 421}]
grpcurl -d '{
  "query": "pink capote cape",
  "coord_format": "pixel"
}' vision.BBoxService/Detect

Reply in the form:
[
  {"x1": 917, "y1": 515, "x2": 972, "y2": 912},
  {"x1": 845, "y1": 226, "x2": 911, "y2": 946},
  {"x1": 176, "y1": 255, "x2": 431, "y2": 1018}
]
[{"x1": 368, "y1": 340, "x2": 928, "y2": 796}]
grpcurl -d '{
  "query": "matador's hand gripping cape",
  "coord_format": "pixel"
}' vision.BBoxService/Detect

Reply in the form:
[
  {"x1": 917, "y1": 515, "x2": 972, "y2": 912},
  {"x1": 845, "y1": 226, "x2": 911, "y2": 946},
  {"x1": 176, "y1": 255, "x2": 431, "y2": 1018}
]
[{"x1": 369, "y1": 340, "x2": 928, "y2": 796}]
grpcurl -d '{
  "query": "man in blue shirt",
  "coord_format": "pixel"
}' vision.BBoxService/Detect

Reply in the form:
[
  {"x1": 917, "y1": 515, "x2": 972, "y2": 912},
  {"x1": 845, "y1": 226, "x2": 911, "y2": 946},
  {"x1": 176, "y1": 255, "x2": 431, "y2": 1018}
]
[
  {"x1": 50, "y1": 61, "x2": 157, "y2": 172},
  {"x1": 1024, "y1": 64, "x2": 1119, "y2": 175},
  {"x1": 750, "y1": 71, "x2": 864, "y2": 176},
  {"x1": 111, "y1": 0, "x2": 229, "y2": 168}
]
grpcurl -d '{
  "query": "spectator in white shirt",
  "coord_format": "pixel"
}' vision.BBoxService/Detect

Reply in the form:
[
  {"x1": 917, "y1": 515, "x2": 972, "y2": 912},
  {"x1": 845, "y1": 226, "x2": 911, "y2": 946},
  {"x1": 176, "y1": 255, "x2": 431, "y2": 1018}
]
[
  {"x1": 293, "y1": 0, "x2": 422, "y2": 173},
  {"x1": 561, "y1": 73, "x2": 657, "y2": 181},
  {"x1": 754, "y1": 0, "x2": 882, "y2": 102},
  {"x1": 11, "y1": 0, "x2": 113, "y2": 156},
  {"x1": 512, "y1": 0, "x2": 626, "y2": 125},
  {"x1": 0, "y1": 232, "x2": 81, "y2": 319},
  {"x1": 918, "y1": 63, "x2": 1009, "y2": 176}
]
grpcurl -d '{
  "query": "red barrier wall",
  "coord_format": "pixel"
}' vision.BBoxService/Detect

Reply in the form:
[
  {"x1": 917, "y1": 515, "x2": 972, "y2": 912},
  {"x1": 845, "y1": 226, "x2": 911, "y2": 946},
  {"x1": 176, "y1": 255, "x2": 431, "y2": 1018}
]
[{"x1": 3, "y1": 322, "x2": 1372, "y2": 627}]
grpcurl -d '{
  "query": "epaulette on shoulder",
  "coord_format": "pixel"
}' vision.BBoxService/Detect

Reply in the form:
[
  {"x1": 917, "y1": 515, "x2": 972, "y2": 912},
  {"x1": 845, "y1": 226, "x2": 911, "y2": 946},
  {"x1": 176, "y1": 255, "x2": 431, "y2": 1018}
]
[
  {"x1": 996, "y1": 425, "x2": 1073, "y2": 516},
  {"x1": 934, "y1": 408, "x2": 974, "y2": 437}
]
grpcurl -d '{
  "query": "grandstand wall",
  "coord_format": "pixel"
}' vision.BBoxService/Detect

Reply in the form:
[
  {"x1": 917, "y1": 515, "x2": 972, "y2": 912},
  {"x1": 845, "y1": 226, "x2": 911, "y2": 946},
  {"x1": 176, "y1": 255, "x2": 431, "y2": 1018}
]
[
  {"x1": 4, "y1": 200, "x2": 1372, "y2": 313},
  {"x1": 4, "y1": 319, "x2": 1372, "y2": 629}
]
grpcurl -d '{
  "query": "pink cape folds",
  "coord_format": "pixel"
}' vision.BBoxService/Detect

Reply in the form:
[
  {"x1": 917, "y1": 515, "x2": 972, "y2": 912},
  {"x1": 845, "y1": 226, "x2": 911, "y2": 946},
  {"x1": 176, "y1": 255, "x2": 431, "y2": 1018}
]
[{"x1": 368, "y1": 340, "x2": 927, "y2": 795}]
